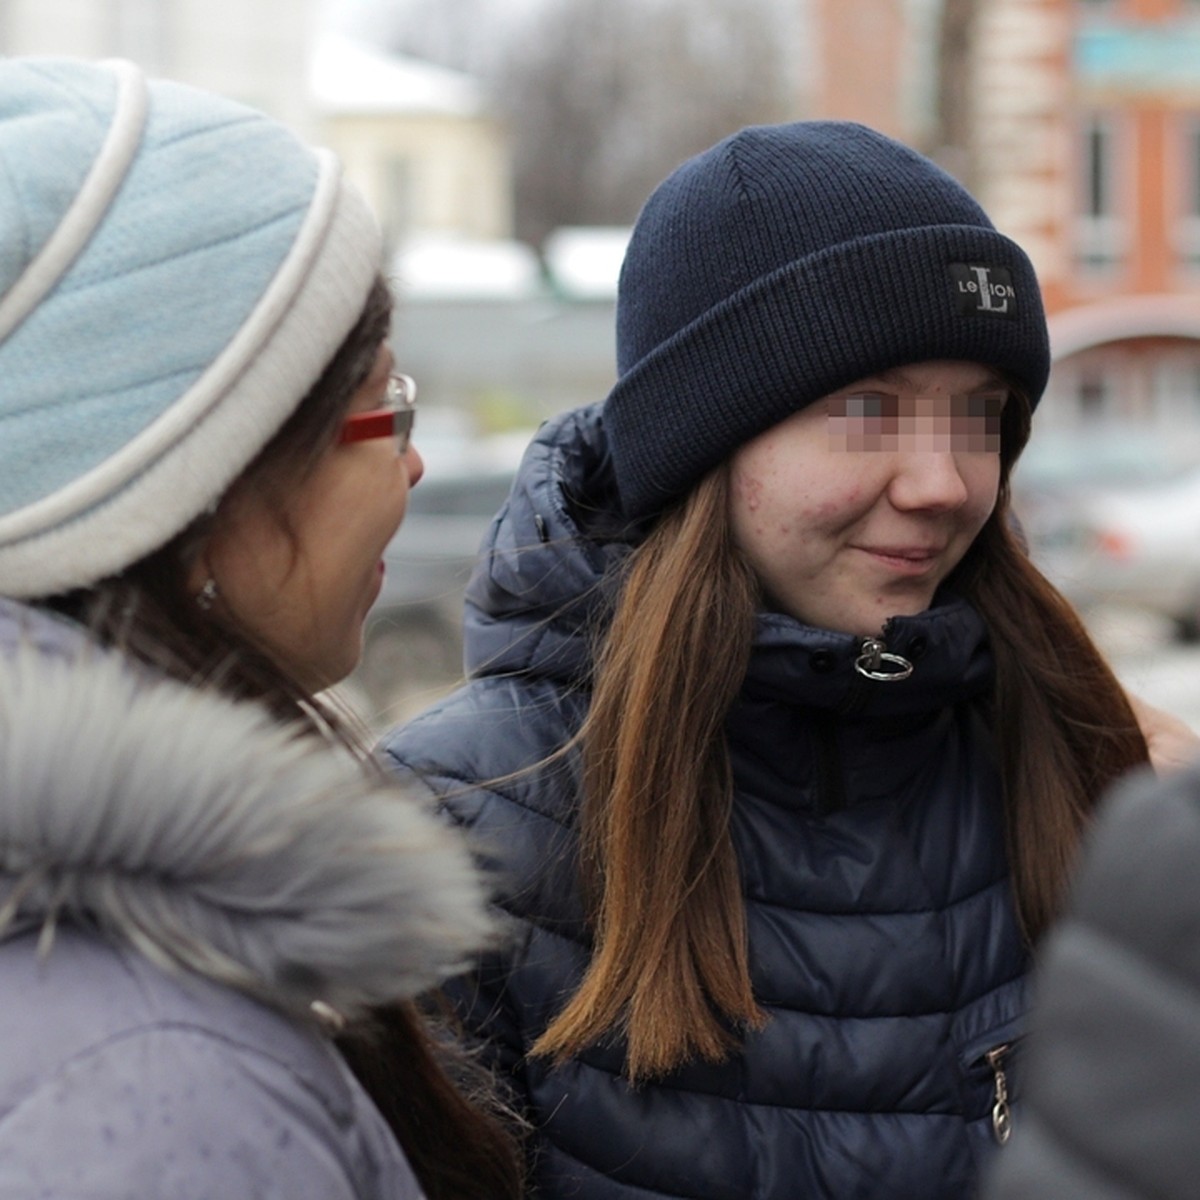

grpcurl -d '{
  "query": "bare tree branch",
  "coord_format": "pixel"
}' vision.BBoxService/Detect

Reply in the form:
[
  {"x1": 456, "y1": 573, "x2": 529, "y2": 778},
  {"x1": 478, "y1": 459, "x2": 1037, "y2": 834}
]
[{"x1": 391, "y1": 0, "x2": 795, "y2": 246}]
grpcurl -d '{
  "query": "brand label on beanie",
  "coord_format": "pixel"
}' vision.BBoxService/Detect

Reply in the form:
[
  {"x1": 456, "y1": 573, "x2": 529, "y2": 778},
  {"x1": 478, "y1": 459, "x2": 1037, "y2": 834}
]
[{"x1": 948, "y1": 263, "x2": 1018, "y2": 319}]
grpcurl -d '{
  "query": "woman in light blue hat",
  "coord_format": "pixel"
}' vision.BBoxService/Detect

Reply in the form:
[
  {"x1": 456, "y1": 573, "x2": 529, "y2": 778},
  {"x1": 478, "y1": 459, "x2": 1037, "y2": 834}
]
[{"x1": 0, "y1": 57, "x2": 521, "y2": 1198}]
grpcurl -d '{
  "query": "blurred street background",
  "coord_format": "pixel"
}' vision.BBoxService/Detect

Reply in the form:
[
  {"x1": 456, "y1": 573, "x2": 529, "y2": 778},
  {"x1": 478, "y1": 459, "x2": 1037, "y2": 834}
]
[
  {"x1": 1072, "y1": 607, "x2": 1200, "y2": 732},
  {"x1": 8, "y1": 0, "x2": 1200, "y2": 731}
]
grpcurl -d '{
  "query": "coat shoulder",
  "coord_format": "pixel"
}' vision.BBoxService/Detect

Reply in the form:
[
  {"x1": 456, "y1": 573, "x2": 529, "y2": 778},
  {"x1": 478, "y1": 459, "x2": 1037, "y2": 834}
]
[
  {"x1": 0, "y1": 929, "x2": 422, "y2": 1198},
  {"x1": 381, "y1": 672, "x2": 585, "y2": 827},
  {"x1": 985, "y1": 764, "x2": 1200, "y2": 1199}
]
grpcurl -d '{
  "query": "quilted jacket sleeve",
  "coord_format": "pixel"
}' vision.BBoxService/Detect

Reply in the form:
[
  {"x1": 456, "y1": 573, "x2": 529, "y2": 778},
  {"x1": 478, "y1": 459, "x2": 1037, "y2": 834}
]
[
  {"x1": 391, "y1": 763, "x2": 546, "y2": 1115},
  {"x1": 983, "y1": 762, "x2": 1200, "y2": 1200},
  {"x1": 380, "y1": 679, "x2": 589, "y2": 1124}
]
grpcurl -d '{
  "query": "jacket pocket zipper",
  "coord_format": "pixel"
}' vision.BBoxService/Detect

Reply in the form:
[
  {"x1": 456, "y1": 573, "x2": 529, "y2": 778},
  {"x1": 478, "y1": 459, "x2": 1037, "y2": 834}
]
[{"x1": 984, "y1": 1042, "x2": 1013, "y2": 1145}]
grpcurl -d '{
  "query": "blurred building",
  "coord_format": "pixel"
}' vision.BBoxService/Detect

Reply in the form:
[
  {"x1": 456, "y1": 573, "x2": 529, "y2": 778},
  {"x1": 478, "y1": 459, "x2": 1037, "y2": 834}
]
[
  {"x1": 0, "y1": 0, "x2": 316, "y2": 133},
  {"x1": 972, "y1": 0, "x2": 1200, "y2": 431},
  {"x1": 310, "y1": 34, "x2": 513, "y2": 255},
  {"x1": 304, "y1": 36, "x2": 609, "y2": 424},
  {"x1": 1071, "y1": 0, "x2": 1200, "y2": 428},
  {"x1": 807, "y1": 0, "x2": 942, "y2": 145},
  {"x1": 812, "y1": 0, "x2": 1200, "y2": 432}
]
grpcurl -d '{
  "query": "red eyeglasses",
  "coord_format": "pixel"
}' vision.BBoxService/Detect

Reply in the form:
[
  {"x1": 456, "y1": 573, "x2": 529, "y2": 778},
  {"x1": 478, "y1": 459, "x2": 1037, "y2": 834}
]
[{"x1": 338, "y1": 373, "x2": 418, "y2": 453}]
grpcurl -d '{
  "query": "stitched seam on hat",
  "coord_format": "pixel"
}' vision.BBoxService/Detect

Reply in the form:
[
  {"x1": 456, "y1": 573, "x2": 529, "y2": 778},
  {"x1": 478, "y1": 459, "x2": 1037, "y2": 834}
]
[
  {"x1": 0, "y1": 152, "x2": 343, "y2": 543},
  {"x1": 58, "y1": 204, "x2": 308, "y2": 295},
  {"x1": 0, "y1": 152, "x2": 31, "y2": 264},
  {"x1": 26, "y1": 61, "x2": 113, "y2": 124},
  {"x1": 153, "y1": 111, "x2": 259, "y2": 151},
  {"x1": 725, "y1": 134, "x2": 753, "y2": 201},
  {"x1": 0, "y1": 367, "x2": 197, "y2": 429},
  {"x1": 0, "y1": 60, "x2": 147, "y2": 345}
]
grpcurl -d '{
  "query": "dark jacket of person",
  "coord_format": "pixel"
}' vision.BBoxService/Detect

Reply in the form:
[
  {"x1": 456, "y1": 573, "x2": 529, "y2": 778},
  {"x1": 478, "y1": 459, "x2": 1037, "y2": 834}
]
[
  {"x1": 984, "y1": 759, "x2": 1200, "y2": 1200},
  {"x1": 381, "y1": 404, "x2": 1029, "y2": 1200}
]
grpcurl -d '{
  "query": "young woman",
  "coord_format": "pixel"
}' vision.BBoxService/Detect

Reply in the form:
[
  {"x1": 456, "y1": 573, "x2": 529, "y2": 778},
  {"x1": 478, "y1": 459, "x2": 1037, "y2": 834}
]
[
  {"x1": 381, "y1": 122, "x2": 1155, "y2": 1199},
  {"x1": 0, "y1": 58, "x2": 520, "y2": 1198}
]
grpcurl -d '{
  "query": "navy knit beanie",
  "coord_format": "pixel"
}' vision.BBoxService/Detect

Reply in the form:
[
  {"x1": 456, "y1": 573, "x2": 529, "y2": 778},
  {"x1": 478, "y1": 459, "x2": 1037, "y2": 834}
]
[{"x1": 604, "y1": 121, "x2": 1051, "y2": 519}]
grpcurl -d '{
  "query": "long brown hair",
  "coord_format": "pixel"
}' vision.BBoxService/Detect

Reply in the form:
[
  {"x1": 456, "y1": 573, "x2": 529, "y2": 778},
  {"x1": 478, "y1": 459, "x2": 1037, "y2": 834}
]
[
  {"x1": 532, "y1": 387, "x2": 1149, "y2": 1082},
  {"x1": 42, "y1": 275, "x2": 525, "y2": 1200}
]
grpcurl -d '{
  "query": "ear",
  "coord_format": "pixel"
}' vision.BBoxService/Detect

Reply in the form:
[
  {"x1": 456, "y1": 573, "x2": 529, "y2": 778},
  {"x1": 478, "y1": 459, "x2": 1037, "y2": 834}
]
[
  {"x1": 182, "y1": 501, "x2": 224, "y2": 596},
  {"x1": 185, "y1": 552, "x2": 213, "y2": 598}
]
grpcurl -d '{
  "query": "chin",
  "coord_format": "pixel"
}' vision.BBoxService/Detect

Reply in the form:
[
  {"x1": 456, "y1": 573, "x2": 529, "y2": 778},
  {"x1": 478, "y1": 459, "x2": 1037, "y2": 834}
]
[
  {"x1": 297, "y1": 652, "x2": 356, "y2": 696},
  {"x1": 323, "y1": 655, "x2": 360, "y2": 692},
  {"x1": 828, "y1": 601, "x2": 930, "y2": 638}
]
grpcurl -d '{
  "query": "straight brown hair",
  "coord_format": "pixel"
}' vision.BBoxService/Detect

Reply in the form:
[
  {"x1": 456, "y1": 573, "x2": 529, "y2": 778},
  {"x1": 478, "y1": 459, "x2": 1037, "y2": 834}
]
[{"x1": 532, "y1": 389, "x2": 1148, "y2": 1082}]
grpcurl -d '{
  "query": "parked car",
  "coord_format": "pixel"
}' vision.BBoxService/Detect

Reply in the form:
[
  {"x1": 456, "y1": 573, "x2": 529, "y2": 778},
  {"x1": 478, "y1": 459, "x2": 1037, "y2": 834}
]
[
  {"x1": 349, "y1": 423, "x2": 529, "y2": 716},
  {"x1": 1013, "y1": 426, "x2": 1200, "y2": 640}
]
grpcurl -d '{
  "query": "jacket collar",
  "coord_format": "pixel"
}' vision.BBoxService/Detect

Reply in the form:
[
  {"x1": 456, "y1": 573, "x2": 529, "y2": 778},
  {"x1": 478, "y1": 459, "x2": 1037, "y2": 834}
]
[
  {"x1": 744, "y1": 598, "x2": 993, "y2": 718},
  {"x1": 463, "y1": 402, "x2": 628, "y2": 682}
]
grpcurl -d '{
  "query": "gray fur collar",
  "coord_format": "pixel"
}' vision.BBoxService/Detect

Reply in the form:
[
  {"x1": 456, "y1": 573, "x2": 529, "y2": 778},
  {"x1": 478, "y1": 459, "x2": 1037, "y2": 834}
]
[{"x1": 0, "y1": 600, "x2": 492, "y2": 1023}]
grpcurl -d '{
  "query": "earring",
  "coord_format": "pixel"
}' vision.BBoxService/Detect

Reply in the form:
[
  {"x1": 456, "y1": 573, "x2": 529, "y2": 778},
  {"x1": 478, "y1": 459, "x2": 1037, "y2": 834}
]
[{"x1": 195, "y1": 578, "x2": 219, "y2": 611}]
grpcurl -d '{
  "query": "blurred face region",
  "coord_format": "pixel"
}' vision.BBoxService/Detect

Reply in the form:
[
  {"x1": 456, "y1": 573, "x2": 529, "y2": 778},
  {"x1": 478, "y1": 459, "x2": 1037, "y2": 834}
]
[
  {"x1": 728, "y1": 360, "x2": 1005, "y2": 636},
  {"x1": 196, "y1": 345, "x2": 423, "y2": 690}
]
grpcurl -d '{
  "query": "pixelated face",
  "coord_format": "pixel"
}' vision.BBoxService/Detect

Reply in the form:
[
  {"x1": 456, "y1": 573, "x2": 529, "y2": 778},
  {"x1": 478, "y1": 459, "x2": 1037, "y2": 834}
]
[
  {"x1": 728, "y1": 360, "x2": 1004, "y2": 636},
  {"x1": 827, "y1": 387, "x2": 1005, "y2": 453}
]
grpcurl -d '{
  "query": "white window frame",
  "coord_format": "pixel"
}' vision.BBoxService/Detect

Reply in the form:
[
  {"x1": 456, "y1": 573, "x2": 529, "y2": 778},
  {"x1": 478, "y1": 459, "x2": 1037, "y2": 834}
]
[{"x1": 1074, "y1": 111, "x2": 1128, "y2": 274}]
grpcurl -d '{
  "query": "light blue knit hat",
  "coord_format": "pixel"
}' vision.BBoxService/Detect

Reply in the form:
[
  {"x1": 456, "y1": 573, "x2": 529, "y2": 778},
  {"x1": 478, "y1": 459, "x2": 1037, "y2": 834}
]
[{"x1": 0, "y1": 57, "x2": 382, "y2": 597}]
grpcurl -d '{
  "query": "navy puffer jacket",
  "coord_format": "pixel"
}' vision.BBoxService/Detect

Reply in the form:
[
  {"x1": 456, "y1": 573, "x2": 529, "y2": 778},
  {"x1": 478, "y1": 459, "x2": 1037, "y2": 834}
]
[{"x1": 381, "y1": 404, "x2": 1029, "y2": 1200}]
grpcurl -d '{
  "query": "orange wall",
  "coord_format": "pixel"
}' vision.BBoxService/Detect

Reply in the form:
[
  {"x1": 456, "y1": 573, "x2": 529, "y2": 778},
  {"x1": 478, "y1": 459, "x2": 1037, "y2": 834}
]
[
  {"x1": 808, "y1": 0, "x2": 907, "y2": 141},
  {"x1": 1133, "y1": 105, "x2": 1171, "y2": 293},
  {"x1": 1131, "y1": 0, "x2": 1176, "y2": 20}
]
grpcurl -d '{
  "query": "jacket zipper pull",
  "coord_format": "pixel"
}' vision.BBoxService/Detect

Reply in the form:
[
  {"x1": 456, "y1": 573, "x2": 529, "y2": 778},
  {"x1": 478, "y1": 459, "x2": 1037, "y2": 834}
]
[
  {"x1": 853, "y1": 635, "x2": 913, "y2": 681},
  {"x1": 985, "y1": 1043, "x2": 1013, "y2": 1145}
]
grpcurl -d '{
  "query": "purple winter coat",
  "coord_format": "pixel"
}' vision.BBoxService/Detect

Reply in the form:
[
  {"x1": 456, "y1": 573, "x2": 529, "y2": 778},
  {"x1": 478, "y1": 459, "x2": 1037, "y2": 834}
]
[{"x1": 0, "y1": 600, "x2": 495, "y2": 1198}]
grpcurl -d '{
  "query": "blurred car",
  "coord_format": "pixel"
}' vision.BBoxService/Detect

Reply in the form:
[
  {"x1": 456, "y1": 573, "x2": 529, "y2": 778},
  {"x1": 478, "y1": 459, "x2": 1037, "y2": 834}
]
[
  {"x1": 350, "y1": 421, "x2": 529, "y2": 713},
  {"x1": 1013, "y1": 426, "x2": 1200, "y2": 640}
]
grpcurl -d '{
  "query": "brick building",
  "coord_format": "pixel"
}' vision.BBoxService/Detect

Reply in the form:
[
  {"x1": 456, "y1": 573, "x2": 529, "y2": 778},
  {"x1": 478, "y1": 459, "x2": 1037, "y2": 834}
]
[{"x1": 812, "y1": 0, "x2": 1200, "y2": 431}]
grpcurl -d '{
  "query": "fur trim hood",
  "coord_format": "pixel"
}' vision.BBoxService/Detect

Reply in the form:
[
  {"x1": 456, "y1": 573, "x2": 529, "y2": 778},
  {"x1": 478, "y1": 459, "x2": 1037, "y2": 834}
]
[{"x1": 0, "y1": 599, "x2": 494, "y2": 1024}]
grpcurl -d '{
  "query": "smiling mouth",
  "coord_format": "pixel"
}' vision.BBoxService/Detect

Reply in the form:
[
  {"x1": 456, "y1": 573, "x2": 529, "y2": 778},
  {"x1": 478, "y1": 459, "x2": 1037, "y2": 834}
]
[
  {"x1": 859, "y1": 546, "x2": 944, "y2": 571},
  {"x1": 873, "y1": 547, "x2": 939, "y2": 559}
]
